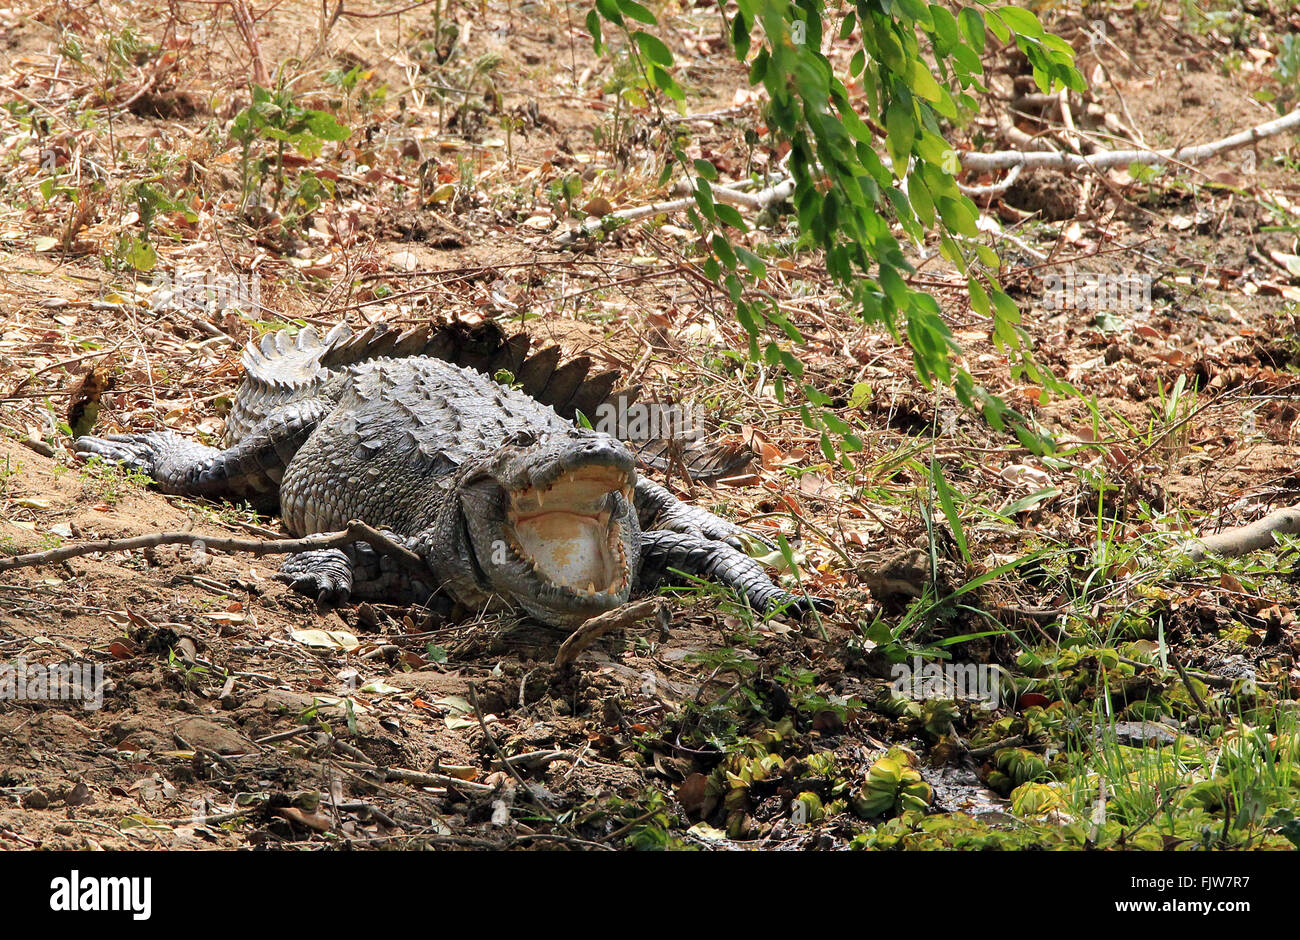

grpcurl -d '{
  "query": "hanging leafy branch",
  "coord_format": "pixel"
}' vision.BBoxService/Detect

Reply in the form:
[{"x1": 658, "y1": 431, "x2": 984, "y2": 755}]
[{"x1": 585, "y1": 0, "x2": 1085, "y2": 461}]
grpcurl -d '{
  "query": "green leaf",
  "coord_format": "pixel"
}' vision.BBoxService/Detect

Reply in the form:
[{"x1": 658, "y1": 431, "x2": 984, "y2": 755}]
[
  {"x1": 991, "y1": 289, "x2": 1020, "y2": 325},
  {"x1": 935, "y1": 195, "x2": 976, "y2": 236},
  {"x1": 997, "y1": 486, "x2": 1060, "y2": 517},
  {"x1": 715, "y1": 203, "x2": 748, "y2": 231},
  {"x1": 633, "y1": 30, "x2": 674, "y2": 68},
  {"x1": 997, "y1": 6, "x2": 1044, "y2": 39},
  {"x1": 585, "y1": 10, "x2": 604, "y2": 53},
  {"x1": 711, "y1": 233, "x2": 737, "y2": 268},
  {"x1": 735, "y1": 245, "x2": 765, "y2": 277},
  {"x1": 907, "y1": 61, "x2": 944, "y2": 103},
  {"x1": 304, "y1": 110, "x2": 350, "y2": 141},
  {"x1": 958, "y1": 8, "x2": 986, "y2": 51},
  {"x1": 615, "y1": 0, "x2": 658, "y2": 26},
  {"x1": 693, "y1": 178, "x2": 716, "y2": 221},
  {"x1": 648, "y1": 64, "x2": 684, "y2": 103},
  {"x1": 885, "y1": 100, "x2": 916, "y2": 170},
  {"x1": 731, "y1": 11, "x2": 750, "y2": 60},
  {"x1": 692, "y1": 158, "x2": 718, "y2": 181},
  {"x1": 594, "y1": 0, "x2": 623, "y2": 26},
  {"x1": 120, "y1": 236, "x2": 157, "y2": 271},
  {"x1": 985, "y1": 11, "x2": 1011, "y2": 43},
  {"x1": 929, "y1": 5, "x2": 959, "y2": 48}
]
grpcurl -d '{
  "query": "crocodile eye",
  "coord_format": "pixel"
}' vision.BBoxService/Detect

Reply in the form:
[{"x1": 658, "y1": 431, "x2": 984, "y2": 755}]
[{"x1": 511, "y1": 429, "x2": 538, "y2": 447}]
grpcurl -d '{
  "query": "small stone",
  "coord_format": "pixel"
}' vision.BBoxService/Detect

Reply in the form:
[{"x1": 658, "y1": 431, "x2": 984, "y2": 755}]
[
  {"x1": 22, "y1": 789, "x2": 49, "y2": 810},
  {"x1": 173, "y1": 717, "x2": 254, "y2": 756},
  {"x1": 388, "y1": 249, "x2": 420, "y2": 271}
]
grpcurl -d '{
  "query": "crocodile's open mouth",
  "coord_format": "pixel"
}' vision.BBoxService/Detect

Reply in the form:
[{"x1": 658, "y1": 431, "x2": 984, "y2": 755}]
[{"x1": 504, "y1": 465, "x2": 634, "y2": 598}]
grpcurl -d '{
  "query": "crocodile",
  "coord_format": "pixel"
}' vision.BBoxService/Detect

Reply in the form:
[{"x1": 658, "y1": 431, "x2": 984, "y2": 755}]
[{"x1": 74, "y1": 320, "x2": 827, "y2": 628}]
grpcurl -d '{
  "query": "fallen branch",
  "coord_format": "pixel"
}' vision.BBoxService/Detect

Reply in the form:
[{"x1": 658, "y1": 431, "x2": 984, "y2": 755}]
[
  {"x1": 0, "y1": 520, "x2": 424, "y2": 572},
  {"x1": 333, "y1": 759, "x2": 496, "y2": 793},
  {"x1": 554, "y1": 598, "x2": 668, "y2": 668},
  {"x1": 1181, "y1": 504, "x2": 1300, "y2": 563},
  {"x1": 960, "y1": 105, "x2": 1300, "y2": 173},
  {"x1": 956, "y1": 163, "x2": 1022, "y2": 198}
]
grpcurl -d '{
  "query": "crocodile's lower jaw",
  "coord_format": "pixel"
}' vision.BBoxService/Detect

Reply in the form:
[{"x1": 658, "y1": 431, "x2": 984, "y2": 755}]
[{"x1": 507, "y1": 513, "x2": 629, "y2": 597}]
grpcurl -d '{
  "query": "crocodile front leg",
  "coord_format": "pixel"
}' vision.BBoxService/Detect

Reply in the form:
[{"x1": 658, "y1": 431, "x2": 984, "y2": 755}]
[
  {"x1": 277, "y1": 541, "x2": 441, "y2": 607},
  {"x1": 635, "y1": 477, "x2": 776, "y2": 551},
  {"x1": 75, "y1": 399, "x2": 330, "y2": 509},
  {"x1": 637, "y1": 528, "x2": 831, "y2": 617}
]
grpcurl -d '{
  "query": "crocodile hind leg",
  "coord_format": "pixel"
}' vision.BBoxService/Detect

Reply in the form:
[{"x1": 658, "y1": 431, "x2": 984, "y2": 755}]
[
  {"x1": 277, "y1": 541, "x2": 440, "y2": 606},
  {"x1": 74, "y1": 399, "x2": 330, "y2": 510},
  {"x1": 637, "y1": 528, "x2": 832, "y2": 616}
]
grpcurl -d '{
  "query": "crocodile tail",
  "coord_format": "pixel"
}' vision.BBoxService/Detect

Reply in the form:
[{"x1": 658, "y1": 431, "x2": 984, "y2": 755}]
[
  {"x1": 314, "y1": 317, "x2": 642, "y2": 421},
  {"x1": 241, "y1": 322, "x2": 350, "y2": 390},
  {"x1": 632, "y1": 437, "x2": 756, "y2": 483},
  {"x1": 225, "y1": 323, "x2": 350, "y2": 445}
]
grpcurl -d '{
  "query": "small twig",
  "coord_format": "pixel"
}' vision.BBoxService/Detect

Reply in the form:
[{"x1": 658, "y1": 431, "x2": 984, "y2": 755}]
[
  {"x1": 338, "y1": 0, "x2": 438, "y2": 16},
  {"x1": 255, "y1": 724, "x2": 315, "y2": 745},
  {"x1": 554, "y1": 598, "x2": 667, "y2": 668},
  {"x1": 333, "y1": 759, "x2": 495, "y2": 793},
  {"x1": 467, "y1": 682, "x2": 571, "y2": 832},
  {"x1": 230, "y1": 0, "x2": 270, "y2": 86},
  {"x1": 966, "y1": 734, "x2": 1030, "y2": 760},
  {"x1": 956, "y1": 163, "x2": 1022, "y2": 198},
  {"x1": 491, "y1": 750, "x2": 575, "y2": 773},
  {"x1": 163, "y1": 809, "x2": 253, "y2": 827},
  {"x1": 1171, "y1": 657, "x2": 1212, "y2": 715}
]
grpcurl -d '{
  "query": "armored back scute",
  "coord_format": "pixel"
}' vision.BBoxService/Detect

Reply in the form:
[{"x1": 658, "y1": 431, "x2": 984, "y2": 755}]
[{"x1": 227, "y1": 317, "x2": 754, "y2": 482}]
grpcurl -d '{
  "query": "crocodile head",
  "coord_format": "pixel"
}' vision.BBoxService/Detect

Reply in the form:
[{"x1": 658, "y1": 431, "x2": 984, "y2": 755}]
[{"x1": 456, "y1": 428, "x2": 640, "y2": 627}]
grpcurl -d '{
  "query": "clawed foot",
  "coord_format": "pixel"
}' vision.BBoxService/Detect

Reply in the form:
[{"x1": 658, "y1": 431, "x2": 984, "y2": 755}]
[
  {"x1": 276, "y1": 548, "x2": 354, "y2": 606},
  {"x1": 74, "y1": 433, "x2": 164, "y2": 477}
]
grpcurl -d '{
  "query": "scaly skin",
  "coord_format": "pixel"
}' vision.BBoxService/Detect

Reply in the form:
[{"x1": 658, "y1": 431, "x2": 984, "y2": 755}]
[{"x1": 75, "y1": 325, "x2": 828, "y2": 626}]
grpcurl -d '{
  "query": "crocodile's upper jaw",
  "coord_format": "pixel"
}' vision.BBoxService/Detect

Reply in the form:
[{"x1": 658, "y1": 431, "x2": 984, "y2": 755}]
[{"x1": 458, "y1": 433, "x2": 640, "y2": 627}]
